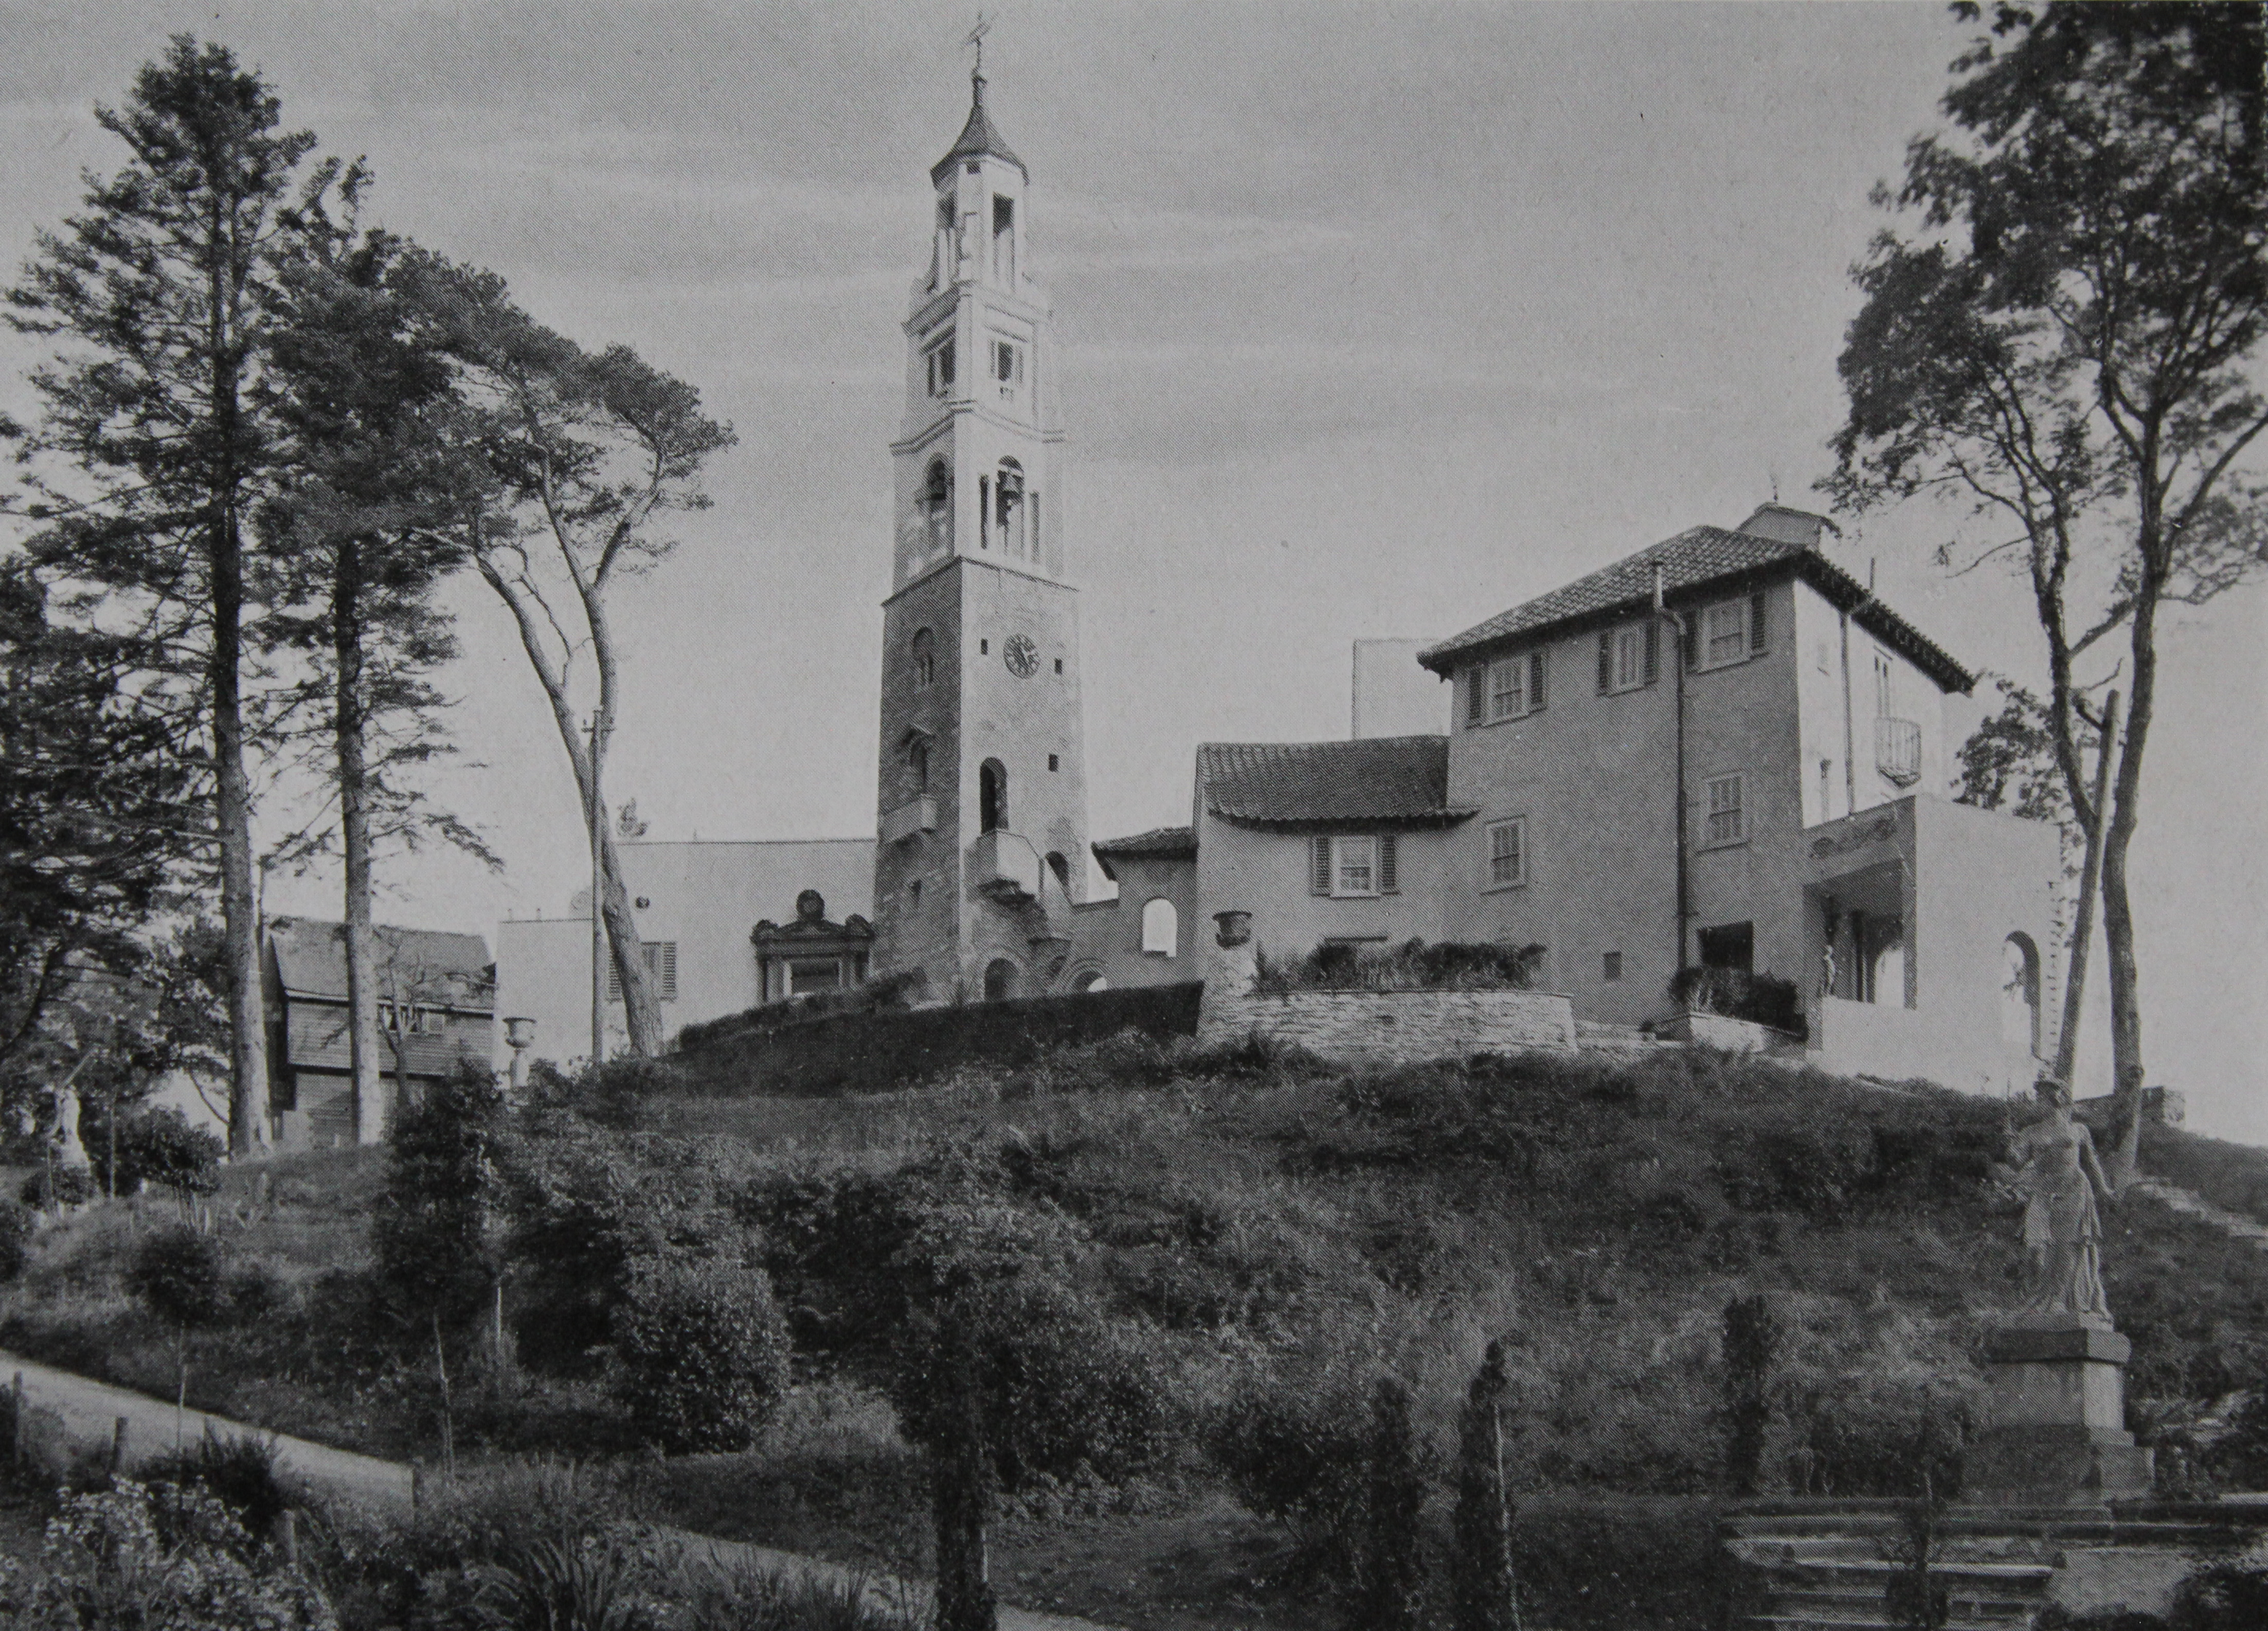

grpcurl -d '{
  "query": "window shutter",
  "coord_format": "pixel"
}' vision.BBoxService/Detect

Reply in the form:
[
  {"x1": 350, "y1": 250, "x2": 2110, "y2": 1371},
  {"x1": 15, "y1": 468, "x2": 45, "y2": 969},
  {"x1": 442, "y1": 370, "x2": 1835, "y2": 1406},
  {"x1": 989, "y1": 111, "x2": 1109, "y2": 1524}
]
[
  {"x1": 1527, "y1": 649, "x2": 1546, "y2": 710},
  {"x1": 1311, "y1": 835, "x2": 1332, "y2": 895},
  {"x1": 1466, "y1": 666, "x2": 1485, "y2": 727},
  {"x1": 1597, "y1": 630, "x2": 1613, "y2": 693},
  {"x1": 1684, "y1": 616, "x2": 1700, "y2": 670},
  {"x1": 1379, "y1": 835, "x2": 1398, "y2": 894},
  {"x1": 660, "y1": 942, "x2": 677, "y2": 1001},
  {"x1": 1642, "y1": 621, "x2": 1659, "y2": 685},
  {"x1": 605, "y1": 958, "x2": 621, "y2": 1003},
  {"x1": 1750, "y1": 591, "x2": 1768, "y2": 653}
]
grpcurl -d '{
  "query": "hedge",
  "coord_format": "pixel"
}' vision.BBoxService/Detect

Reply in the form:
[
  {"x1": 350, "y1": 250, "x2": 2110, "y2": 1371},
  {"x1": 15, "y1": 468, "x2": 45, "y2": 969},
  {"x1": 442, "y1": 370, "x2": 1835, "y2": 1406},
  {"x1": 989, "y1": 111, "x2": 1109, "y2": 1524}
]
[{"x1": 670, "y1": 981, "x2": 1203, "y2": 1097}]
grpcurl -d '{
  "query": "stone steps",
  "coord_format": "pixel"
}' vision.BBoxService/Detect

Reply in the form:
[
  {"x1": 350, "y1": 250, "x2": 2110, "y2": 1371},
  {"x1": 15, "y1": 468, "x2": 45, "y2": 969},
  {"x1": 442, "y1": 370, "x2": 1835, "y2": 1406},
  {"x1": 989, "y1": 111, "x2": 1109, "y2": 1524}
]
[{"x1": 2125, "y1": 1179, "x2": 2268, "y2": 1251}]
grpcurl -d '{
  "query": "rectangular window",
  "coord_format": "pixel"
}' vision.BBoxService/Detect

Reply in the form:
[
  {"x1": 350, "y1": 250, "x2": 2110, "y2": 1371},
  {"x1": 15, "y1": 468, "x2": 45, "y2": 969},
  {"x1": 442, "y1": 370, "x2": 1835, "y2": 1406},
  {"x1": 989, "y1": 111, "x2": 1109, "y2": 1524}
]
[
  {"x1": 925, "y1": 337, "x2": 955, "y2": 397},
  {"x1": 1874, "y1": 648, "x2": 1895, "y2": 718},
  {"x1": 1466, "y1": 666, "x2": 1487, "y2": 728},
  {"x1": 1603, "y1": 951, "x2": 1623, "y2": 983},
  {"x1": 1702, "y1": 773, "x2": 1747, "y2": 847},
  {"x1": 1333, "y1": 836, "x2": 1378, "y2": 897},
  {"x1": 1486, "y1": 817, "x2": 1525, "y2": 889},
  {"x1": 994, "y1": 340, "x2": 1022, "y2": 385},
  {"x1": 606, "y1": 941, "x2": 679, "y2": 1003},
  {"x1": 1488, "y1": 657, "x2": 1525, "y2": 720},
  {"x1": 1598, "y1": 623, "x2": 1657, "y2": 693},
  {"x1": 1702, "y1": 600, "x2": 1749, "y2": 668}
]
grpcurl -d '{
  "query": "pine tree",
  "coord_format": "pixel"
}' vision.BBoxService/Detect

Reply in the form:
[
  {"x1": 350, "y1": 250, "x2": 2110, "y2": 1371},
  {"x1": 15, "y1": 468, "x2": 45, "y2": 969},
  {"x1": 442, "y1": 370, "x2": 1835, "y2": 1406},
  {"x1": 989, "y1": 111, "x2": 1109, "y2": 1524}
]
[{"x1": 7, "y1": 38, "x2": 359, "y2": 1151}]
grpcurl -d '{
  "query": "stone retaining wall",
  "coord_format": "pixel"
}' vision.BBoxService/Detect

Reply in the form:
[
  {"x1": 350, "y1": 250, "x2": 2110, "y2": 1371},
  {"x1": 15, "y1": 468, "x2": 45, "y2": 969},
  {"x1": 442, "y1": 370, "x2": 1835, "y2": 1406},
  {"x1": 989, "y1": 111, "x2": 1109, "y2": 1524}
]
[{"x1": 1199, "y1": 985, "x2": 1576, "y2": 1065}]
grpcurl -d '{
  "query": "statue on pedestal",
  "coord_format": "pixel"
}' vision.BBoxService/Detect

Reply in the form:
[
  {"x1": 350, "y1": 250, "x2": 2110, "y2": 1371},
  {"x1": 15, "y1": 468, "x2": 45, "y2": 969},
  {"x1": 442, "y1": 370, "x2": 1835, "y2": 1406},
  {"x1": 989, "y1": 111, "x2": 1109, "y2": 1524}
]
[
  {"x1": 1994, "y1": 1077, "x2": 2115, "y2": 1327},
  {"x1": 1967, "y1": 1076, "x2": 2151, "y2": 1506}
]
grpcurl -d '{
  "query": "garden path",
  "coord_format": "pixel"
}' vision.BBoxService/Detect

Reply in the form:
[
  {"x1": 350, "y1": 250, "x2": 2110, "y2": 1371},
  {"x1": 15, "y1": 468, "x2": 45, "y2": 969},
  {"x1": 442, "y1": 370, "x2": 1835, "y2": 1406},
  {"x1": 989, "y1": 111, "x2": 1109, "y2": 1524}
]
[{"x1": 0, "y1": 1349, "x2": 1113, "y2": 1631}]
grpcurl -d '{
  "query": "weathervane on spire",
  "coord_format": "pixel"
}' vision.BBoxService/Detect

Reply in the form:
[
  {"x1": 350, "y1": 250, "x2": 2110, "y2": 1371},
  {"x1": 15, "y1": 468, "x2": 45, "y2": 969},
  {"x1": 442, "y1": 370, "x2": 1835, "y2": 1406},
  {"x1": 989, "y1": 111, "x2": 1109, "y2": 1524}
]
[{"x1": 966, "y1": 12, "x2": 991, "y2": 97}]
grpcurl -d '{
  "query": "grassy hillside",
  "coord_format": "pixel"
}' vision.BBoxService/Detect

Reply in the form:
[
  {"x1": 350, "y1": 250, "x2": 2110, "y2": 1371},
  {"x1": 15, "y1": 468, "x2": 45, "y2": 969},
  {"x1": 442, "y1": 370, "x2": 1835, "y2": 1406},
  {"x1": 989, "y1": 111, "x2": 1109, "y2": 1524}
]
[{"x1": 4, "y1": 1037, "x2": 2265, "y2": 1629}]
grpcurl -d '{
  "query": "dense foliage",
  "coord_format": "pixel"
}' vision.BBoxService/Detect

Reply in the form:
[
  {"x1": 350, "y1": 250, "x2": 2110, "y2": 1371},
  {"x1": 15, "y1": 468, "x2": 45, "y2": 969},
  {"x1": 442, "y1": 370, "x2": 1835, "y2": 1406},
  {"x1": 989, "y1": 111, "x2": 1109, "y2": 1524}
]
[
  {"x1": 608, "y1": 1255, "x2": 791, "y2": 1454},
  {"x1": 1255, "y1": 938, "x2": 1546, "y2": 993}
]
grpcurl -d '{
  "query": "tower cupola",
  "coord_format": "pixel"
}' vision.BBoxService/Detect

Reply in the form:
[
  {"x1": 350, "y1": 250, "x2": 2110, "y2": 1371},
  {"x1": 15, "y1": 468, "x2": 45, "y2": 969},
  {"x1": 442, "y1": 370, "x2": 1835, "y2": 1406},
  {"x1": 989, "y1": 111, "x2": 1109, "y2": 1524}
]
[{"x1": 931, "y1": 67, "x2": 1025, "y2": 186}]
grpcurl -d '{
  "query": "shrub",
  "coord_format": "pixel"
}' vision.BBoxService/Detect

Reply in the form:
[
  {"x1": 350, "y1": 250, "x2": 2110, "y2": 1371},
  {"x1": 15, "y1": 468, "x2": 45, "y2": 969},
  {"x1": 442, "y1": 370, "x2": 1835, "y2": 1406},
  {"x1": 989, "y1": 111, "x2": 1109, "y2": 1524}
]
[
  {"x1": 19, "y1": 1166, "x2": 96, "y2": 1210},
  {"x1": 372, "y1": 1061, "x2": 507, "y2": 1340},
  {"x1": 1668, "y1": 966, "x2": 1805, "y2": 1036},
  {"x1": 1207, "y1": 1371, "x2": 1373, "y2": 1570},
  {"x1": 127, "y1": 1225, "x2": 230, "y2": 1333},
  {"x1": 892, "y1": 1276, "x2": 1176, "y2": 1488},
  {"x1": 609, "y1": 1256, "x2": 791, "y2": 1454},
  {"x1": 2175, "y1": 1558, "x2": 2268, "y2": 1631},
  {"x1": 0, "y1": 1199, "x2": 33, "y2": 1283},
  {"x1": 93, "y1": 1108, "x2": 223, "y2": 1205},
  {"x1": 1255, "y1": 937, "x2": 1546, "y2": 993},
  {"x1": 678, "y1": 1557, "x2": 920, "y2": 1631},
  {"x1": 673, "y1": 967, "x2": 927, "y2": 1052},
  {"x1": 502, "y1": 1117, "x2": 734, "y2": 1375},
  {"x1": 139, "y1": 1429, "x2": 299, "y2": 1541},
  {"x1": 0, "y1": 1479, "x2": 332, "y2": 1629},
  {"x1": 1355, "y1": 1378, "x2": 1430, "y2": 1631}
]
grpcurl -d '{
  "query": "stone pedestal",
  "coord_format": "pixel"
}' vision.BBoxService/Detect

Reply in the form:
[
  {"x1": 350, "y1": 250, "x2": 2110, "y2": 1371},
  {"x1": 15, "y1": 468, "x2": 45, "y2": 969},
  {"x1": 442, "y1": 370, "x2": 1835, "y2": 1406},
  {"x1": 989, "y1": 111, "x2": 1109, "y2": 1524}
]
[{"x1": 1965, "y1": 1321, "x2": 2153, "y2": 1506}]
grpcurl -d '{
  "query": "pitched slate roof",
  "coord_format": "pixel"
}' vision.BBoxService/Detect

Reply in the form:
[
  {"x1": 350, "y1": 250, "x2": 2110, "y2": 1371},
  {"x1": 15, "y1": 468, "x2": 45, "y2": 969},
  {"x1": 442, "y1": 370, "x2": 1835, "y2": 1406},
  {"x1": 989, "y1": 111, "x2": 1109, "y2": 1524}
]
[
  {"x1": 1090, "y1": 826, "x2": 1197, "y2": 882},
  {"x1": 1197, "y1": 736, "x2": 1475, "y2": 828},
  {"x1": 1417, "y1": 521, "x2": 1974, "y2": 694},
  {"x1": 268, "y1": 917, "x2": 494, "y2": 1010},
  {"x1": 931, "y1": 80, "x2": 1025, "y2": 185}
]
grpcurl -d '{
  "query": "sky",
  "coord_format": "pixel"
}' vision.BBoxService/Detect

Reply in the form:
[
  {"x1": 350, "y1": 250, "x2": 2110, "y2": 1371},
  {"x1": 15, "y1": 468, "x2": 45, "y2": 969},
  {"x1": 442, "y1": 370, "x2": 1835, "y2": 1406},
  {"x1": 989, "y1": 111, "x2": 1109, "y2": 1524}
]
[{"x1": 0, "y1": 3, "x2": 2261, "y2": 1139}]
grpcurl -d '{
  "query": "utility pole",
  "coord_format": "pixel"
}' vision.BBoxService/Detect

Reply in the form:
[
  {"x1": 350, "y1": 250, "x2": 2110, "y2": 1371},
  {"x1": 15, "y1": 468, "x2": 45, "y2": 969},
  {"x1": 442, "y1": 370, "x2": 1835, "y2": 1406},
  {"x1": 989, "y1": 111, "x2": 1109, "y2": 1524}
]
[{"x1": 586, "y1": 713, "x2": 610, "y2": 1063}]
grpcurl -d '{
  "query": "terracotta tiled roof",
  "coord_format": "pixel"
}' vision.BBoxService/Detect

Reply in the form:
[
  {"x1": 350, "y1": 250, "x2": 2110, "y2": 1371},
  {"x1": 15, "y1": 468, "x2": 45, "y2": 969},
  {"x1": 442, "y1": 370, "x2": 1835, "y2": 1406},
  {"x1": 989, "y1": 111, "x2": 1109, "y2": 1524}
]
[
  {"x1": 268, "y1": 917, "x2": 494, "y2": 1010},
  {"x1": 1418, "y1": 524, "x2": 1973, "y2": 694},
  {"x1": 931, "y1": 82, "x2": 1025, "y2": 185},
  {"x1": 1090, "y1": 826, "x2": 1197, "y2": 881},
  {"x1": 1197, "y1": 736, "x2": 1474, "y2": 828}
]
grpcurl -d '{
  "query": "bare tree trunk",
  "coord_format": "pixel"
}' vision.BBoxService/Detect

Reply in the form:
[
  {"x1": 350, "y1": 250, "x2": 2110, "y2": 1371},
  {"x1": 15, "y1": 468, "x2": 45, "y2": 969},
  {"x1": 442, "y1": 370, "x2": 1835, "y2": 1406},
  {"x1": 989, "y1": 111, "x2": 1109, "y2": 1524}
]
[
  {"x1": 212, "y1": 508, "x2": 269, "y2": 1157},
  {"x1": 472, "y1": 551, "x2": 664, "y2": 1054},
  {"x1": 2051, "y1": 692, "x2": 2118, "y2": 1086},
  {"x1": 2101, "y1": 618, "x2": 2158, "y2": 1187},
  {"x1": 332, "y1": 535, "x2": 384, "y2": 1145}
]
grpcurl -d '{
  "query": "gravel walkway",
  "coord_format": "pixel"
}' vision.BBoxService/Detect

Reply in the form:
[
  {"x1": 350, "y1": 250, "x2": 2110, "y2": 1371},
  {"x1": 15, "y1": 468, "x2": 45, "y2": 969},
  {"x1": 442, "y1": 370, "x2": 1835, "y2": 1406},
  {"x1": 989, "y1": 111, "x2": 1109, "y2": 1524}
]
[{"x1": 0, "y1": 1350, "x2": 1111, "y2": 1631}]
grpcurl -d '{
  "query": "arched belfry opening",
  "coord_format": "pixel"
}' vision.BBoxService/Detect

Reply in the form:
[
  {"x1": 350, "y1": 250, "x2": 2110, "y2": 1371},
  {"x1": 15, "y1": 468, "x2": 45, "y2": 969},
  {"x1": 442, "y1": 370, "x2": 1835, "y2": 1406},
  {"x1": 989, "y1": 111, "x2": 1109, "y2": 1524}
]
[
  {"x1": 922, "y1": 460, "x2": 952, "y2": 554},
  {"x1": 2003, "y1": 932, "x2": 2042, "y2": 1056},
  {"x1": 995, "y1": 458, "x2": 1025, "y2": 556}
]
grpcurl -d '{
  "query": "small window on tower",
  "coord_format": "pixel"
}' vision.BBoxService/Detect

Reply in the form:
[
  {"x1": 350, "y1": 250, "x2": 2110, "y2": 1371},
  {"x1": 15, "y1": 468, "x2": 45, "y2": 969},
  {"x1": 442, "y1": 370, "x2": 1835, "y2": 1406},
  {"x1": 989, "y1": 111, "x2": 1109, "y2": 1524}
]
[
  {"x1": 911, "y1": 627, "x2": 935, "y2": 689},
  {"x1": 994, "y1": 340, "x2": 1022, "y2": 385},
  {"x1": 925, "y1": 337, "x2": 955, "y2": 398},
  {"x1": 1048, "y1": 754, "x2": 1059, "y2": 772}
]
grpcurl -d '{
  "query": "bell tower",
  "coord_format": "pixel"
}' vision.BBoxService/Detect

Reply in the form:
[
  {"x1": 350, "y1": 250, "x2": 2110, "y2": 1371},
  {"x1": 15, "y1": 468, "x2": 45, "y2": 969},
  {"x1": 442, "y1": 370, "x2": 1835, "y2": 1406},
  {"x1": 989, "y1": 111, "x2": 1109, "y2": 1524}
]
[{"x1": 871, "y1": 57, "x2": 1087, "y2": 1003}]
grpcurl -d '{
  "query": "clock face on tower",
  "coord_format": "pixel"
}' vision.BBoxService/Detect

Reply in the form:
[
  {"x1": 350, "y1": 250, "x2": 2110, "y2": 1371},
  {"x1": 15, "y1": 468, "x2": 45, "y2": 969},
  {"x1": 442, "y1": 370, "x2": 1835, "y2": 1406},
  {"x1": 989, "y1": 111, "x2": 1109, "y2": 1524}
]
[{"x1": 1003, "y1": 634, "x2": 1039, "y2": 678}]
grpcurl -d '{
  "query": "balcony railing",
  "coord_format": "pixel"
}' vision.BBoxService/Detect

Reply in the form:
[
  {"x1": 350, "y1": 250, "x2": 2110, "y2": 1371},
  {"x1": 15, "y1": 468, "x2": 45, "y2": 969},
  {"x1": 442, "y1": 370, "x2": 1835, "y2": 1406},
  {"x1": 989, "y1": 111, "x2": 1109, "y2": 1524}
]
[
  {"x1": 1875, "y1": 717, "x2": 1922, "y2": 788},
  {"x1": 880, "y1": 795, "x2": 937, "y2": 846},
  {"x1": 970, "y1": 828, "x2": 1042, "y2": 901}
]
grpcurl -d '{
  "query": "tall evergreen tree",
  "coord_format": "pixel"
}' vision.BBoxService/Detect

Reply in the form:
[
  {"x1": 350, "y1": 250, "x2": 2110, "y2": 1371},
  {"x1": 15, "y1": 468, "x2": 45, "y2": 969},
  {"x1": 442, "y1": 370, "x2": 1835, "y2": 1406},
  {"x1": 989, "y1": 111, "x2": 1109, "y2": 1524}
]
[
  {"x1": 0, "y1": 562, "x2": 192, "y2": 1125},
  {"x1": 261, "y1": 219, "x2": 488, "y2": 1138},
  {"x1": 6, "y1": 38, "x2": 357, "y2": 1151},
  {"x1": 1452, "y1": 1341, "x2": 1521, "y2": 1631}
]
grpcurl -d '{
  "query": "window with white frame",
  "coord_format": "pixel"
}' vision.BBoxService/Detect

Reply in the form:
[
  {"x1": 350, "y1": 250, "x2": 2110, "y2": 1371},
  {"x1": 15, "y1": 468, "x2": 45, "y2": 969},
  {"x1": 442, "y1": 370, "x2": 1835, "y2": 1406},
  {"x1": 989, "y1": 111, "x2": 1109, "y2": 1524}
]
[
  {"x1": 1336, "y1": 836, "x2": 1377, "y2": 896},
  {"x1": 1488, "y1": 658, "x2": 1525, "y2": 720},
  {"x1": 1702, "y1": 601, "x2": 1749, "y2": 667},
  {"x1": 1702, "y1": 774, "x2": 1747, "y2": 847},
  {"x1": 1485, "y1": 817, "x2": 1525, "y2": 889},
  {"x1": 1595, "y1": 622, "x2": 1657, "y2": 694},
  {"x1": 924, "y1": 336, "x2": 955, "y2": 398},
  {"x1": 1310, "y1": 834, "x2": 1398, "y2": 898}
]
